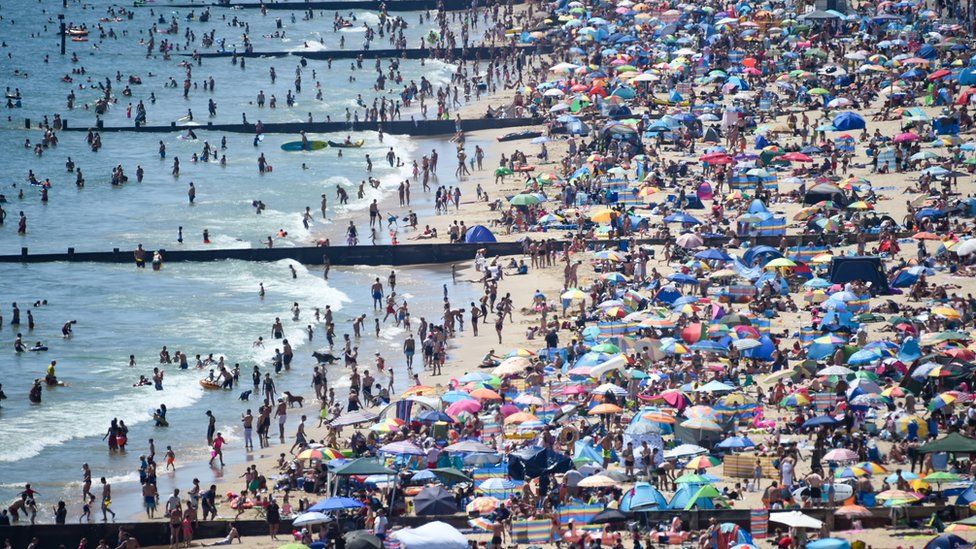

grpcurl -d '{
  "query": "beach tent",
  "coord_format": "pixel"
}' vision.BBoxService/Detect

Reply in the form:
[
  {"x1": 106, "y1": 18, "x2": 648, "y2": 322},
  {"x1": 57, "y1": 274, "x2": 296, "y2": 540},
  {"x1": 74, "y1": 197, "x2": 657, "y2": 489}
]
[
  {"x1": 668, "y1": 484, "x2": 722, "y2": 510},
  {"x1": 918, "y1": 433, "x2": 976, "y2": 454},
  {"x1": 742, "y1": 245, "x2": 783, "y2": 267},
  {"x1": 392, "y1": 521, "x2": 468, "y2": 549},
  {"x1": 803, "y1": 183, "x2": 848, "y2": 206},
  {"x1": 619, "y1": 482, "x2": 668, "y2": 511},
  {"x1": 923, "y1": 534, "x2": 970, "y2": 549},
  {"x1": 955, "y1": 485, "x2": 976, "y2": 507},
  {"x1": 334, "y1": 458, "x2": 396, "y2": 476},
  {"x1": 828, "y1": 256, "x2": 890, "y2": 295},
  {"x1": 508, "y1": 446, "x2": 572, "y2": 479},
  {"x1": 413, "y1": 486, "x2": 459, "y2": 515},
  {"x1": 464, "y1": 225, "x2": 497, "y2": 243}
]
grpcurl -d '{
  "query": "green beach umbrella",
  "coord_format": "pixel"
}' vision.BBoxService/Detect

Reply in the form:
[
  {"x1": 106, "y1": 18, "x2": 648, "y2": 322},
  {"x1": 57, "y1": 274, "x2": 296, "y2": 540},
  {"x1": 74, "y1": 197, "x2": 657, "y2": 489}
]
[{"x1": 510, "y1": 193, "x2": 542, "y2": 206}]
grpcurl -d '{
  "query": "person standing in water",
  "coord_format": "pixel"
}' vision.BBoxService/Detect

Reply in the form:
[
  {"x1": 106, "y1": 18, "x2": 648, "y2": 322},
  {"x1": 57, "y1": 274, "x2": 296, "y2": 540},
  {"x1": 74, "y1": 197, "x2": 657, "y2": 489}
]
[{"x1": 205, "y1": 410, "x2": 216, "y2": 446}]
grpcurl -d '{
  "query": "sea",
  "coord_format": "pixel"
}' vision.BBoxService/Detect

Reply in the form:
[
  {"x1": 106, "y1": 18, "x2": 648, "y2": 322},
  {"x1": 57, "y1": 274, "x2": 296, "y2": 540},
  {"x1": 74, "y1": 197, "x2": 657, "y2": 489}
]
[{"x1": 0, "y1": 0, "x2": 478, "y2": 518}]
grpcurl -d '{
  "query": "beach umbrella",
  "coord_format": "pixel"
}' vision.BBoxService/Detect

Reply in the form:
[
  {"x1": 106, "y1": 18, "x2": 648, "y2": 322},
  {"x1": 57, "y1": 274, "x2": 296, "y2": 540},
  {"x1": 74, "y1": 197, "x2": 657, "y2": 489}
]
[
  {"x1": 414, "y1": 486, "x2": 459, "y2": 515},
  {"x1": 590, "y1": 508, "x2": 629, "y2": 524},
  {"x1": 589, "y1": 403, "x2": 624, "y2": 415},
  {"x1": 292, "y1": 511, "x2": 331, "y2": 527},
  {"x1": 493, "y1": 356, "x2": 530, "y2": 376},
  {"x1": 441, "y1": 390, "x2": 475, "y2": 404},
  {"x1": 664, "y1": 444, "x2": 708, "y2": 459},
  {"x1": 446, "y1": 399, "x2": 482, "y2": 417},
  {"x1": 717, "y1": 436, "x2": 755, "y2": 449},
  {"x1": 444, "y1": 440, "x2": 494, "y2": 454},
  {"x1": 466, "y1": 496, "x2": 501, "y2": 514},
  {"x1": 674, "y1": 473, "x2": 711, "y2": 484},
  {"x1": 578, "y1": 475, "x2": 618, "y2": 488},
  {"x1": 504, "y1": 411, "x2": 539, "y2": 425},
  {"x1": 417, "y1": 410, "x2": 456, "y2": 424},
  {"x1": 680, "y1": 418, "x2": 722, "y2": 431},
  {"x1": 593, "y1": 383, "x2": 627, "y2": 397},
  {"x1": 642, "y1": 412, "x2": 677, "y2": 424},
  {"x1": 770, "y1": 511, "x2": 824, "y2": 529},
  {"x1": 876, "y1": 490, "x2": 922, "y2": 503},
  {"x1": 676, "y1": 233, "x2": 704, "y2": 248},
  {"x1": 923, "y1": 472, "x2": 963, "y2": 484},
  {"x1": 781, "y1": 393, "x2": 811, "y2": 407},
  {"x1": 297, "y1": 448, "x2": 343, "y2": 461},
  {"x1": 344, "y1": 532, "x2": 382, "y2": 549},
  {"x1": 509, "y1": 193, "x2": 542, "y2": 206},
  {"x1": 309, "y1": 497, "x2": 366, "y2": 512},
  {"x1": 403, "y1": 385, "x2": 436, "y2": 397},
  {"x1": 379, "y1": 440, "x2": 425, "y2": 455},
  {"x1": 817, "y1": 365, "x2": 854, "y2": 376},
  {"x1": 478, "y1": 478, "x2": 524, "y2": 494},
  {"x1": 835, "y1": 504, "x2": 871, "y2": 518},
  {"x1": 685, "y1": 456, "x2": 721, "y2": 469},
  {"x1": 823, "y1": 448, "x2": 858, "y2": 461}
]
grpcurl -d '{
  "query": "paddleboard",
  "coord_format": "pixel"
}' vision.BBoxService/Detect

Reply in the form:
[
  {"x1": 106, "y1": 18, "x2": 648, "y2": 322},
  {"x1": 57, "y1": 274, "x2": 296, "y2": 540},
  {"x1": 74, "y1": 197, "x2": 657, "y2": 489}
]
[
  {"x1": 280, "y1": 140, "x2": 327, "y2": 151},
  {"x1": 327, "y1": 139, "x2": 364, "y2": 148}
]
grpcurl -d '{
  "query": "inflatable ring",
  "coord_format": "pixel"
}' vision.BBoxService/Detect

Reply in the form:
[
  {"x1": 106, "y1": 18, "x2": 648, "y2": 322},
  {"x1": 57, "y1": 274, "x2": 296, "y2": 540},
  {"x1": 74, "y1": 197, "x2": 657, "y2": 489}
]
[{"x1": 559, "y1": 425, "x2": 579, "y2": 446}]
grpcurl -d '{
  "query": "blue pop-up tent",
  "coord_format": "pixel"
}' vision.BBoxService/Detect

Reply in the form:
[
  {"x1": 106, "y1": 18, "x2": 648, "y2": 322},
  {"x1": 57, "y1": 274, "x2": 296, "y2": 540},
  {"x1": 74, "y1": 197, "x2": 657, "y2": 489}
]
[{"x1": 464, "y1": 225, "x2": 497, "y2": 243}]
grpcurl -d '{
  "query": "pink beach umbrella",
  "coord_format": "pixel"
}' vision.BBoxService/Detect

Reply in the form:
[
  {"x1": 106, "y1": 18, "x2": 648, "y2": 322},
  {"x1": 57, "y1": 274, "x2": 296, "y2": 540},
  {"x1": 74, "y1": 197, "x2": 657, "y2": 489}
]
[{"x1": 447, "y1": 399, "x2": 482, "y2": 417}]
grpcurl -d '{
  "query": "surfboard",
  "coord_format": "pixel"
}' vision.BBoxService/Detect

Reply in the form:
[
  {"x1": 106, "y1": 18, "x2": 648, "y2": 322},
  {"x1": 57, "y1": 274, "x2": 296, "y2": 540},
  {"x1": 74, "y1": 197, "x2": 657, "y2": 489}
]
[{"x1": 280, "y1": 140, "x2": 327, "y2": 151}]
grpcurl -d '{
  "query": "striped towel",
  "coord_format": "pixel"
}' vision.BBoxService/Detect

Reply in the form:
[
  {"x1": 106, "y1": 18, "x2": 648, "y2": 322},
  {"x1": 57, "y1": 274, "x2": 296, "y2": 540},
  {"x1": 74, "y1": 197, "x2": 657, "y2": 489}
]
[
  {"x1": 750, "y1": 509, "x2": 769, "y2": 539},
  {"x1": 512, "y1": 519, "x2": 554, "y2": 544},
  {"x1": 383, "y1": 539, "x2": 402, "y2": 549}
]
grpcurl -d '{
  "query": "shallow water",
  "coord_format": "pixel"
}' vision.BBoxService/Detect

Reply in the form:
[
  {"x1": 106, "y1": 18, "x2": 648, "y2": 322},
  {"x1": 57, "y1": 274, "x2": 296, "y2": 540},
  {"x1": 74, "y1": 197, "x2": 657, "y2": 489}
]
[{"x1": 0, "y1": 0, "x2": 480, "y2": 517}]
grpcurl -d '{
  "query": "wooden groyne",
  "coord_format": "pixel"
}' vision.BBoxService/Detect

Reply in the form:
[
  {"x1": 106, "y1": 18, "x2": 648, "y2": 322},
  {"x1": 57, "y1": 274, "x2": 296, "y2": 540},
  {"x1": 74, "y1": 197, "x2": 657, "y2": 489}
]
[
  {"x1": 183, "y1": 44, "x2": 551, "y2": 60},
  {"x1": 52, "y1": 116, "x2": 543, "y2": 135},
  {"x1": 0, "y1": 233, "x2": 893, "y2": 266},
  {"x1": 158, "y1": 0, "x2": 524, "y2": 11}
]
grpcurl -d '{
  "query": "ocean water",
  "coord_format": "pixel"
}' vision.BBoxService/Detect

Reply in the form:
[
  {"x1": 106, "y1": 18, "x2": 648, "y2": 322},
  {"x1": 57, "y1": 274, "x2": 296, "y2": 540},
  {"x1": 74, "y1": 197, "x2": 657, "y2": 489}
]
[{"x1": 0, "y1": 0, "x2": 481, "y2": 516}]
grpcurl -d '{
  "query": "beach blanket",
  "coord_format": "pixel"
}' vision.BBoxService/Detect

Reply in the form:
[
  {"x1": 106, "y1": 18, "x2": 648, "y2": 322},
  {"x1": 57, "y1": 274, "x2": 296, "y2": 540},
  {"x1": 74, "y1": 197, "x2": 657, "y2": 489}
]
[{"x1": 512, "y1": 519, "x2": 554, "y2": 544}]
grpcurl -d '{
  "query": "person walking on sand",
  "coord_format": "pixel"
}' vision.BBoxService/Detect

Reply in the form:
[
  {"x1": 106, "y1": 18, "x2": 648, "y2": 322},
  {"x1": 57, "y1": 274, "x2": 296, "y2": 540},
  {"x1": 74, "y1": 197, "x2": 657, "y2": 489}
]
[
  {"x1": 266, "y1": 497, "x2": 281, "y2": 540},
  {"x1": 289, "y1": 415, "x2": 307, "y2": 454}
]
